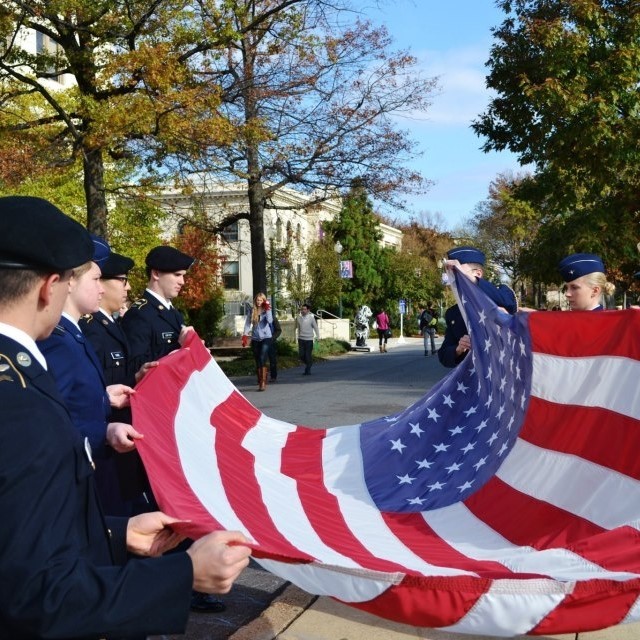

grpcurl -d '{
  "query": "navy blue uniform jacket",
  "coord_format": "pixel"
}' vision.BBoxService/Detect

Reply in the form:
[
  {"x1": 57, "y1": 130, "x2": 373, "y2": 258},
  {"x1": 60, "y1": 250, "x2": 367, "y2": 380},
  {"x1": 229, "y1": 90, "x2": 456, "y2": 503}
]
[
  {"x1": 438, "y1": 278, "x2": 518, "y2": 368},
  {"x1": 0, "y1": 334, "x2": 192, "y2": 639},
  {"x1": 80, "y1": 310, "x2": 136, "y2": 389},
  {"x1": 37, "y1": 315, "x2": 111, "y2": 458},
  {"x1": 120, "y1": 291, "x2": 184, "y2": 371}
]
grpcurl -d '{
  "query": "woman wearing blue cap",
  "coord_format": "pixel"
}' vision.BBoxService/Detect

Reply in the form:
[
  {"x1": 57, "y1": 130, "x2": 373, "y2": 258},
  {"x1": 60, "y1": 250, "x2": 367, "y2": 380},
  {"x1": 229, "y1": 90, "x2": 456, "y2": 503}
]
[
  {"x1": 558, "y1": 253, "x2": 615, "y2": 311},
  {"x1": 438, "y1": 246, "x2": 518, "y2": 368},
  {"x1": 38, "y1": 235, "x2": 142, "y2": 516}
]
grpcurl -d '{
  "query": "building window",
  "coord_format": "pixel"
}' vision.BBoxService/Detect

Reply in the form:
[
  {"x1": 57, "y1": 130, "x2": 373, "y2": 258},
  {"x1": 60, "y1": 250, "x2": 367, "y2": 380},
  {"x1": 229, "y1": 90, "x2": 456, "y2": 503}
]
[
  {"x1": 296, "y1": 223, "x2": 302, "y2": 246},
  {"x1": 222, "y1": 261, "x2": 239, "y2": 289},
  {"x1": 221, "y1": 221, "x2": 239, "y2": 242},
  {"x1": 276, "y1": 218, "x2": 283, "y2": 244}
]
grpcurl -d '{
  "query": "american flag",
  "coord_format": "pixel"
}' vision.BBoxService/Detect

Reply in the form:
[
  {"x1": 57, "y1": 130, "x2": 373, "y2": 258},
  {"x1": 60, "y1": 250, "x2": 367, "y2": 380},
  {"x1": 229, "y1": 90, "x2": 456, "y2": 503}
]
[{"x1": 132, "y1": 268, "x2": 640, "y2": 637}]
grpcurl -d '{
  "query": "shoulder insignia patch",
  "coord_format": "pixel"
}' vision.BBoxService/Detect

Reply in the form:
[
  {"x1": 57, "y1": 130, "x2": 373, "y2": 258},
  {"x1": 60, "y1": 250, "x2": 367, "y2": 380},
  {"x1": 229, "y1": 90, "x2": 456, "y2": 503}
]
[
  {"x1": 0, "y1": 354, "x2": 26, "y2": 388},
  {"x1": 131, "y1": 298, "x2": 148, "y2": 309}
]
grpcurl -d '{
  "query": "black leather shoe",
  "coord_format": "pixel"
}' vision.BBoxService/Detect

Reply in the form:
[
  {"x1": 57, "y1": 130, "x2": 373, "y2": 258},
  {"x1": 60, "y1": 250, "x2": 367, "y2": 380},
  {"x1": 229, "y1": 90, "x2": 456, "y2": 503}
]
[{"x1": 190, "y1": 591, "x2": 226, "y2": 613}]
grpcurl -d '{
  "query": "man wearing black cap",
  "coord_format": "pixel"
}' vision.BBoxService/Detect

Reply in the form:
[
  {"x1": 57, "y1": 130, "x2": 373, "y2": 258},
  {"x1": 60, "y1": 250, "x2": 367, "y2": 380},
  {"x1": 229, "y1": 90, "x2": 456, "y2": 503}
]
[
  {"x1": 438, "y1": 246, "x2": 518, "y2": 368},
  {"x1": 0, "y1": 196, "x2": 251, "y2": 638},
  {"x1": 120, "y1": 244, "x2": 226, "y2": 613},
  {"x1": 80, "y1": 251, "x2": 157, "y2": 513},
  {"x1": 121, "y1": 245, "x2": 195, "y2": 373}
]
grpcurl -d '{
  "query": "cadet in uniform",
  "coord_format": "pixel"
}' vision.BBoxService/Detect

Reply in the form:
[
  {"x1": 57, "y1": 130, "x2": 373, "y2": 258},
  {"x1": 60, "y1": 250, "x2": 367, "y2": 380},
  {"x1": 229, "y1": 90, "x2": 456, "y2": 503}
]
[
  {"x1": 438, "y1": 246, "x2": 518, "y2": 368},
  {"x1": 80, "y1": 251, "x2": 156, "y2": 512},
  {"x1": 0, "y1": 195, "x2": 251, "y2": 639},
  {"x1": 558, "y1": 253, "x2": 615, "y2": 311},
  {"x1": 120, "y1": 244, "x2": 226, "y2": 613},
  {"x1": 121, "y1": 245, "x2": 194, "y2": 372}
]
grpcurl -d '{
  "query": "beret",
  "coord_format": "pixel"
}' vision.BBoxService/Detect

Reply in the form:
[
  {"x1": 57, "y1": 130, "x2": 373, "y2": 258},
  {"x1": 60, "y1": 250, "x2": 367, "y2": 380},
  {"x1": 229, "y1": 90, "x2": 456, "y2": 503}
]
[
  {"x1": 91, "y1": 234, "x2": 111, "y2": 268},
  {"x1": 145, "y1": 245, "x2": 194, "y2": 272},
  {"x1": 0, "y1": 196, "x2": 93, "y2": 271},
  {"x1": 101, "y1": 252, "x2": 134, "y2": 278},
  {"x1": 447, "y1": 245, "x2": 486, "y2": 266},
  {"x1": 558, "y1": 253, "x2": 605, "y2": 282}
]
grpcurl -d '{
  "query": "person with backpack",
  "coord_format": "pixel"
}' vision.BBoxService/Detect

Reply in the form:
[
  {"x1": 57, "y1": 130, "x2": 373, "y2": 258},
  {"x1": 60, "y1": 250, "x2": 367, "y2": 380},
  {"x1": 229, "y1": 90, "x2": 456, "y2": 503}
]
[
  {"x1": 268, "y1": 314, "x2": 282, "y2": 382},
  {"x1": 419, "y1": 304, "x2": 438, "y2": 356}
]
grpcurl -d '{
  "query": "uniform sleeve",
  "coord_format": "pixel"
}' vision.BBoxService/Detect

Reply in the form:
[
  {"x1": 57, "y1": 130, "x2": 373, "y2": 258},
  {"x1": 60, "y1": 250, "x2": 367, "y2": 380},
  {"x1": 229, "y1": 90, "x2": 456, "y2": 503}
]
[
  {"x1": 477, "y1": 279, "x2": 518, "y2": 314},
  {"x1": 121, "y1": 307, "x2": 154, "y2": 372},
  {"x1": 0, "y1": 390, "x2": 192, "y2": 639},
  {"x1": 437, "y1": 306, "x2": 468, "y2": 368}
]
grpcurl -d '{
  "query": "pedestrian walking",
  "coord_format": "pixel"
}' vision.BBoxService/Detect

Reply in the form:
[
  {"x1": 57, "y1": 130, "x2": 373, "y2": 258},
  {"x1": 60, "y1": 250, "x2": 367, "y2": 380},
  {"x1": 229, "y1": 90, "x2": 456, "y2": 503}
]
[
  {"x1": 268, "y1": 314, "x2": 282, "y2": 382},
  {"x1": 375, "y1": 308, "x2": 391, "y2": 352},
  {"x1": 419, "y1": 304, "x2": 438, "y2": 356},
  {"x1": 242, "y1": 292, "x2": 273, "y2": 390},
  {"x1": 296, "y1": 303, "x2": 319, "y2": 374}
]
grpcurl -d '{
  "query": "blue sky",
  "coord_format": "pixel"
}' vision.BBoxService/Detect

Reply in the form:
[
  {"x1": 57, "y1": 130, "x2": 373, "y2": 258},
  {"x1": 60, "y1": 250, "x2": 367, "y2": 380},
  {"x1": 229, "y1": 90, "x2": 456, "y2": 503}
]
[{"x1": 353, "y1": 0, "x2": 524, "y2": 229}]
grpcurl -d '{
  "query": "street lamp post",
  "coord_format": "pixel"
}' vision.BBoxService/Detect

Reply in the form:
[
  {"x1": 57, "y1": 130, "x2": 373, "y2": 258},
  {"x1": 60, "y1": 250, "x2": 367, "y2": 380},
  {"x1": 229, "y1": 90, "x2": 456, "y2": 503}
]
[{"x1": 334, "y1": 240, "x2": 343, "y2": 318}]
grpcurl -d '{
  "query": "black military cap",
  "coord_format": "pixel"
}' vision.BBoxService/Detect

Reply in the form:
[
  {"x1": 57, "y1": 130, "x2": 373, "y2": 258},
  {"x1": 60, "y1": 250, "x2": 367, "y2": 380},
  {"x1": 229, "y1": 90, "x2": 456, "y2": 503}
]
[
  {"x1": 145, "y1": 245, "x2": 194, "y2": 272},
  {"x1": 0, "y1": 196, "x2": 93, "y2": 271},
  {"x1": 101, "y1": 252, "x2": 135, "y2": 278}
]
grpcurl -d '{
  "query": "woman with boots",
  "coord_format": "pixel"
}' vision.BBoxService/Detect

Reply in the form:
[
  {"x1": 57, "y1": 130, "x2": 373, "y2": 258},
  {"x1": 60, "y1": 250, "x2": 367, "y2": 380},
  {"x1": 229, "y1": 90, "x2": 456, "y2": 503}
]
[{"x1": 242, "y1": 292, "x2": 273, "y2": 391}]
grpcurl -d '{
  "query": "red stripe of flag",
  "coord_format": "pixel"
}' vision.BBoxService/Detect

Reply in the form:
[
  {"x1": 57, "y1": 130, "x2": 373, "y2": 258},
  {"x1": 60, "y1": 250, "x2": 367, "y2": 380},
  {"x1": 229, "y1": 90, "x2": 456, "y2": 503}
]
[{"x1": 212, "y1": 390, "x2": 313, "y2": 561}]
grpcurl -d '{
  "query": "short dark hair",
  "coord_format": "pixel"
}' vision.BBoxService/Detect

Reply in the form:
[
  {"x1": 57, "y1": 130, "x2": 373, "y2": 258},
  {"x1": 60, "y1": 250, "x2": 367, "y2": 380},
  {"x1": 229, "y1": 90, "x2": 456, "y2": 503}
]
[{"x1": 0, "y1": 268, "x2": 52, "y2": 305}]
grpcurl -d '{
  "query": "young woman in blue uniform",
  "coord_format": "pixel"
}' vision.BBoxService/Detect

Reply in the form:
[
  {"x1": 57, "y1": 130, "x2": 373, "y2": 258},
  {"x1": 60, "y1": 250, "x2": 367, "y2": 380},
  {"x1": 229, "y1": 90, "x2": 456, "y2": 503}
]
[
  {"x1": 558, "y1": 253, "x2": 615, "y2": 311},
  {"x1": 438, "y1": 246, "x2": 518, "y2": 368},
  {"x1": 38, "y1": 236, "x2": 141, "y2": 516}
]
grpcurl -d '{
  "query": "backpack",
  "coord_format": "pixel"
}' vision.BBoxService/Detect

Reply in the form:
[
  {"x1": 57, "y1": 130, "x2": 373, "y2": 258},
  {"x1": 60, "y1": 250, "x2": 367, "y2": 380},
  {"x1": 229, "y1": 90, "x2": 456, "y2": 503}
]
[{"x1": 419, "y1": 310, "x2": 433, "y2": 330}]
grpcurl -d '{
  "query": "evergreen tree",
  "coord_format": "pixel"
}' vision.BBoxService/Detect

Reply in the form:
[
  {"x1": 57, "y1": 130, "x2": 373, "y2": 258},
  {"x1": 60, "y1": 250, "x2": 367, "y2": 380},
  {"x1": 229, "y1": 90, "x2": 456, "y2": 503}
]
[{"x1": 324, "y1": 182, "x2": 384, "y2": 319}]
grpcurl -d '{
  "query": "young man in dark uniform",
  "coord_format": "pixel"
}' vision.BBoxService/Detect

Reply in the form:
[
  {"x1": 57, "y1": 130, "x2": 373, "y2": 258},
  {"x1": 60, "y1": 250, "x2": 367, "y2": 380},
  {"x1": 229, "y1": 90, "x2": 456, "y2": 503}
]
[
  {"x1": 120, "y1": 244, "x2": 227, "y2": 613},
  {"x1": 438, "y1": 246, "x2": 518, "y2": 368},
  {"x1": 121, "y1": 245, "x2": 194, "y2": 372},
  {"x1": 0, "y1": 196, "x2": 251, "y2": 638}
]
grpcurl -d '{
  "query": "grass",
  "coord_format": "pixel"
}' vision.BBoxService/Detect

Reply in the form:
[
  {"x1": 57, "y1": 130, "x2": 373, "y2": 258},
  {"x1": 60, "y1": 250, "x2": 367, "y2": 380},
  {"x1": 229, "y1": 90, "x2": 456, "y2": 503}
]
[{"x1": 216, "y1": 338, "x2": 352, "y2": 377}]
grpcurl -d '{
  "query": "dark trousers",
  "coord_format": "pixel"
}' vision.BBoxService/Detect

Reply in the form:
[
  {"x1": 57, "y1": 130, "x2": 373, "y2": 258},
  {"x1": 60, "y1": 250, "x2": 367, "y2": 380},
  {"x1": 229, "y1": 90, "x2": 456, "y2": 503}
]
[
  {"x1": 251, "y1": 338, "x2": 272, "y2": 368},
  {"x1": 268, "y1": 340, "x2": 278, "y2": 380},
  {"x1": 298, "y1": 339, "x2": 314, "y2": 373}
]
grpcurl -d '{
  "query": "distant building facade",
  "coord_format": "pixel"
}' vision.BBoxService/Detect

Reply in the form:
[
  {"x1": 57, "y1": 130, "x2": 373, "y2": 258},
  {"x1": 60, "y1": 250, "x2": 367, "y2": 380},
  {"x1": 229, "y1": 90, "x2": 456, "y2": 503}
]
[{"x1": 156, "y1": 180, "x2": 402, "y2": 326}]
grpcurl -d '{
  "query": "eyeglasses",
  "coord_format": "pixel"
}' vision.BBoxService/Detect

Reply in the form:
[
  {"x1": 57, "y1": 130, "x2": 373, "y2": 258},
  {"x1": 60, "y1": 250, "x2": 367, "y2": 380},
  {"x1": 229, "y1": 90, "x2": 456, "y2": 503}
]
[{"x1": 104, "y1": 276, "x2": 128, "y2": 285}]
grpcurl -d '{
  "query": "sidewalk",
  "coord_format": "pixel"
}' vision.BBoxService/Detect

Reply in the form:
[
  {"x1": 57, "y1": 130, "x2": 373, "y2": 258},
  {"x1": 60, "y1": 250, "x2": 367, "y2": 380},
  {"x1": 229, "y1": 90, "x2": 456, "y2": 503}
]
[{"x1": 231, "y1": 585, "x2": 640, "y2": 640}]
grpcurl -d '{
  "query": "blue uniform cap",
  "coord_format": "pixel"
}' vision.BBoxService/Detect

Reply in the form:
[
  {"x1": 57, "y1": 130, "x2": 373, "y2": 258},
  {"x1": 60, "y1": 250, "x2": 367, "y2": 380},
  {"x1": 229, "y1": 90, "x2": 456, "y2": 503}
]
[
  {"x1": 558, "y1": 253, "x2": 605, "y2": 282},
  {"x1": 446, "y1": 246, "x2": 486, "y2": 266},
  {"x1": 90, "y1": 234, "x2": 111, "y2": 269}
]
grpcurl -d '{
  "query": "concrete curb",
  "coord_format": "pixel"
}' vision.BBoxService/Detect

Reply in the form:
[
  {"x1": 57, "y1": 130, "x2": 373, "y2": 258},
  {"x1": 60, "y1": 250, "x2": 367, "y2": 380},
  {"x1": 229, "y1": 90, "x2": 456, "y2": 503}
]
[{"x1": 228, "y1": 584, "x2": 317, "y2": 640}]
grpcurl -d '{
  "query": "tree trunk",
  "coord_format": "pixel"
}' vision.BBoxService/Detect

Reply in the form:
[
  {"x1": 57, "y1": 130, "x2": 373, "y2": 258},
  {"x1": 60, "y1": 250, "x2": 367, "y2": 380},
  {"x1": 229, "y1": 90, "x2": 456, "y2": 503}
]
[
  {"x1": 82, "y1": 146, "x2": 108, "y2": 237},
  {"x1": 247, "y1": 179, "x2": 267, "y2": 296}
]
